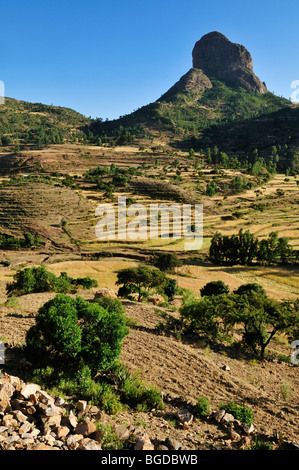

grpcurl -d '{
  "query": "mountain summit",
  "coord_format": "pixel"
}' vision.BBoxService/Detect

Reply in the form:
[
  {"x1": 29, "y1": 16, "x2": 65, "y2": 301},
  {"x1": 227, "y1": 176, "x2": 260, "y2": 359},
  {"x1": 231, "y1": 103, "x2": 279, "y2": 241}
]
[{"x1": 192, "y1": 31, "x2": 267, "y2": 93}]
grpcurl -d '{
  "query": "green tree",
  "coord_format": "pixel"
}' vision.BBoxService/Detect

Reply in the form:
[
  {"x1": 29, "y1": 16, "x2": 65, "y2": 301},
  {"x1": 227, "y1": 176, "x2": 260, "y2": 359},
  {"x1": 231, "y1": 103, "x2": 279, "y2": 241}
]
[
  {"x1": 224, "y1": 293, "x2": 297, "y2": 358},
  {"x1": 234, "y1": 283, "x2": 266, "y2": 296},
  {"x1": 116, "y1": 265, "x2": 167, "y2": 301},
  {"x1": 200, "y1": 281, "x2": 229, "y2": 297},
  {"x1": 153, "y1": 252, "x2": 182, "y2": 273},
  {"x1": 25, "y1": 294, "x2": 129, "y2": 374}
]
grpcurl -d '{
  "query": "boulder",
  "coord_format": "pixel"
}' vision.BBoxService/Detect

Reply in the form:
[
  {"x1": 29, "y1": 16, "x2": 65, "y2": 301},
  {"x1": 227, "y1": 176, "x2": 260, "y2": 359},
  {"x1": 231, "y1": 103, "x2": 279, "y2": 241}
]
[{"x1": 94, "y1": 288, "x2": 117, "y2": 299}]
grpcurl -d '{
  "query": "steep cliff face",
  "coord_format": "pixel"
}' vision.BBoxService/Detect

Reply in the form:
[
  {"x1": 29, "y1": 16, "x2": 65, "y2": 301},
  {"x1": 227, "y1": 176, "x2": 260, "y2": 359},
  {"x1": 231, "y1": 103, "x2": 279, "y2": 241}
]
[{"x1": 192, "y1": 31, "x2": 267, "y2": 93}]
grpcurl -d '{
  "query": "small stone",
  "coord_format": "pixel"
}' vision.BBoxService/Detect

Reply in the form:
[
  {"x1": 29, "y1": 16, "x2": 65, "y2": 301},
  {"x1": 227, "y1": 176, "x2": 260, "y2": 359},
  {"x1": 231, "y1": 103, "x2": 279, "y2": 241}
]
[
  {"x1": 155, "y1": 444, "x2": 169, "y2": 451},
  {"x1": 92, "y1": 430, "x2": 105, "y2": 443},
  {"x1": 4, "y1": 435, "x2": 20, "y2": 446},
  {"x1": 237, "y1": 436, "x2": 251, "y2": 449},
  {"x1": 12, "y1": 410, "x2": 28, "y2": 423},
  {"x1": 37, "y1": 390, "x2": 55, "y2": 406},
  {"x1": 55, "y1": 397, "x2": 65, "y2": 407},
  {"x1": 76, "y1": 400, "x2": 87, "y2": 412},
  {"x1": 66, "y1": 434, "x2": 83, "y2": 450},
  {"x1": 221, "y1": 413, "x2": 235, "y2": 425},
  {"x1": 19, "y1": 422, "x2": 32, "y2": 434},
  {"x1": 134, "y1": 433, "x2": 155, "y2": 451},
  {"x1": 227, "y1": 424, "x2": 240, "y2": 441},
  {"x1": 175, "y1": 409, "x2": 194, "y2": 427},
  {"x1": 64, "y1": 409, "x2": 77, "y2": 429},
  {"x1": 78, "y1": 438, "x2": 102, "y2": 450},
  {"x1": 0, "y1": 381, "x2": 15, "y2": 401},
  {"x1": 212, "y1": 409, "x2": 226, "y2": 423},
  {"x1": 243, "y1": 423, "x2": 255, "y2": 435},
  {"x1": 33, "y1": 443, "x2": 58, "y2": 450},
  {"x1": 55, "y1": 425, "x2": 70, "y2": 439},
  {"x1": 0, "y1": 399, "x2": 11, "y2": 413},
  {"x1": 2, "y1": 414, "x2": 14, "y2": 427},
  {"x1": 31, "y1": 428, "x2": 41, "y2": 438},
  {"x1": 166, "y1": 437, "x2": 182, "y2": 450},
  {"x1": 75, "y1": 419, "x2": 96, "y2": 436},
  {"x1": 19, "y1": 383, "x2": 41, "y2": 400},
  {"x1": 114, "y1": 425, "x2": 130, "y2": 441}
]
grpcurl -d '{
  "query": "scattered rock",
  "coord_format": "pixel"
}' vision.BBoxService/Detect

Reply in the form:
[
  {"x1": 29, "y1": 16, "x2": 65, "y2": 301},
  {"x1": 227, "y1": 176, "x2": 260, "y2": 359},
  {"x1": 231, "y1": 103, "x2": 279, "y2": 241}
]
[
  {"x1": 221, "y1": 413, "x2": 235, "y2": 426},
  {"x1": 175, "y1": 409, "x2": 194, "y2": 427},
  {"x1": 147, "y1": 294, "x2": 165, "y2": 306},
  {"x1": 114, "y1": 425, "x2": 130, "y2": 441},
  {"x1": 237, "y1": 436, "x2": 251, "y2": 449},
  {"x1": 134, "y1": 432, "x2": 155, "y2": 451},
  {"x1": 243, "y1": 423, "x2": 255, "y2": 435},
  {"x1": 74, "y1": 419, "x2": 96, "y2": 437},
  {"x1": 94, "y1": 288, "x2": 117, "y2": 299},
  {"x1": 212, "y1": 409, "x2": 226, "y2": 423},
  {"x1": 166, "y1": 437, "x2": 182, "y2": 450}
]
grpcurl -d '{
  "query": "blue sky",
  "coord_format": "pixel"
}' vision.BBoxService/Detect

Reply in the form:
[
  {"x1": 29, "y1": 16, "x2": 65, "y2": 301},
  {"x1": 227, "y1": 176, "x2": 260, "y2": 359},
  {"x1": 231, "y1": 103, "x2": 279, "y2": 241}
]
[{"x1": 1, "y1": 0, "x2": 298, "y2": 119}]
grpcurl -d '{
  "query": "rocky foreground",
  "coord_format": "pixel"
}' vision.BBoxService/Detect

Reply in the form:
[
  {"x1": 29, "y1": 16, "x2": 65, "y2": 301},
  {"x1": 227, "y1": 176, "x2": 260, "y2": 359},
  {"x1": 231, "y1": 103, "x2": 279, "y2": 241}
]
[{"x1": 1, "y1": 372, "x2": 298, "y2": 451}]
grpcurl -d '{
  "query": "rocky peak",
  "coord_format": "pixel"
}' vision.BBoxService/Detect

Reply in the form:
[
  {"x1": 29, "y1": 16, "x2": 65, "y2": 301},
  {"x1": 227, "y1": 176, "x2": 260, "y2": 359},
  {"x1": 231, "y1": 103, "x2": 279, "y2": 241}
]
[{"x1": 192, "y1": 31, "x2": 267, "y2": 93}]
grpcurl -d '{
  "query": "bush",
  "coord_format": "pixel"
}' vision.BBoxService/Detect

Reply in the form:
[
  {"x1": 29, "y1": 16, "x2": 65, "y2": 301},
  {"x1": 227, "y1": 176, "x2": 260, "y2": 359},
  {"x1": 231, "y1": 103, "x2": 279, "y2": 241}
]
[
  {"x1": 153, "y1": 253, "x2": 182, "y2": 272},
  {"x1": 234, "y1": 283, "x2": 266, "y2": 296},
  {"x1": 74, "y1": 276, "x2": 98, "y2": 289},
  {"x1": 25, "y1": 294, "x2": 129, "y2": 374},
  {"x1": 7, "y1": 265, "x2": 98, "y2": 296},
  {"x1": 193, "y1": 395, "x2": 211, "y2": 418},
  {"x1": 180, "y1": 294, "x2": 232, "y2": 340},
  {"x1": 200, "y1": 281, "x2": 229, "y2": 297},
  {"x1": 219, "y1": 401, "x2": 253, "y2": 425},
  {"x1": 93, "y1": 297, "x2": 125, "y2": 316},
  {"x1": 163, "y1": 278, "x2": 177, "y2": 301}
]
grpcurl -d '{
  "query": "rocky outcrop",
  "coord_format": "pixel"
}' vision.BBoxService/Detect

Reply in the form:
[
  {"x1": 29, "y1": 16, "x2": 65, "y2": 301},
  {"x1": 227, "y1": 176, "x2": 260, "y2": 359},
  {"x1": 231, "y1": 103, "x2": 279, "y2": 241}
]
[
  {"x1": 192, "y1": 31, "x2": 267, "y2": 93},
  {"x1": 158, "y1": 68, "x2": 213, "y2": 102}
]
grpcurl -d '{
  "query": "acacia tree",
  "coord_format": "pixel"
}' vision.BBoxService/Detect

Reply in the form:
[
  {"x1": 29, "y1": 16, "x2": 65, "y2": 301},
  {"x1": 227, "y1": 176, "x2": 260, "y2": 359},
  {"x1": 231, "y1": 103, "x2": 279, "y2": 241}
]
[
  {"x1": 223, "y1": 293, "x2": 298, "y2": 359},
  {"x1": 116, "y1": 265, "x2": 167, "y2": 301},
  {"x1": 179, "y1": 292, "x2": 299, "y2": 359}
]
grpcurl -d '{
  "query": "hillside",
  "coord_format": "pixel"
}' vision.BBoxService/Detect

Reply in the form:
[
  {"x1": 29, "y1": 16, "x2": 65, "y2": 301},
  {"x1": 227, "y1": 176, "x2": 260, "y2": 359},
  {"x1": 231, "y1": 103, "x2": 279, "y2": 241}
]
[
  {"x1": 0, "y1": 97, "x2": 90, "y2": 155},
  {"x1": 0, "y1": 31, "x2": 298, "y2": 453}
]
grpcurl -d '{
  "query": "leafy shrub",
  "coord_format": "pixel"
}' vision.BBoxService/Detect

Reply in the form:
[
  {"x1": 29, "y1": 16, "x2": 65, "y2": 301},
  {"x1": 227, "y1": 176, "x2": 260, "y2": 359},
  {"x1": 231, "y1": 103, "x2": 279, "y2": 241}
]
[
  {"x1": 180, "y1": 295, "x2": 230, "y2": 340},
  {"x1": 112, "y1": 364, "x2": 164, "y2": 411},
  {"x1": 25, "y1": 294, "x2": 129, "y2": 374},
  {"x1": 7, "y1": 265, "x2": 98, "y2": 295},
  {"x1": 163, "y1": 278, "x2": 177, "y2": 301},
  {"x1": 251, "y1": 438, "x2": 273, "y2": 450},
  {"x1": 74, "y1": 276, "x2": 98, "y2": 289},
  {"x1": 219, "y1": 401, "x2": 253, "y2": 425},
  {"x1": 153, "y1": 253, "x2": 182, "y2": 272},
  {"x1": 200, "y1": 281, "x2": 229, "y2": 297},
  {"x1": 93, "y1": 297, "x2": 125, "y2": 316},
  {"x1": 234, "y1": 283, "x2": 266, "y2": 296},
  {"x1": 193, "y1": 395, "x2": 211, "y2": 418}
]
